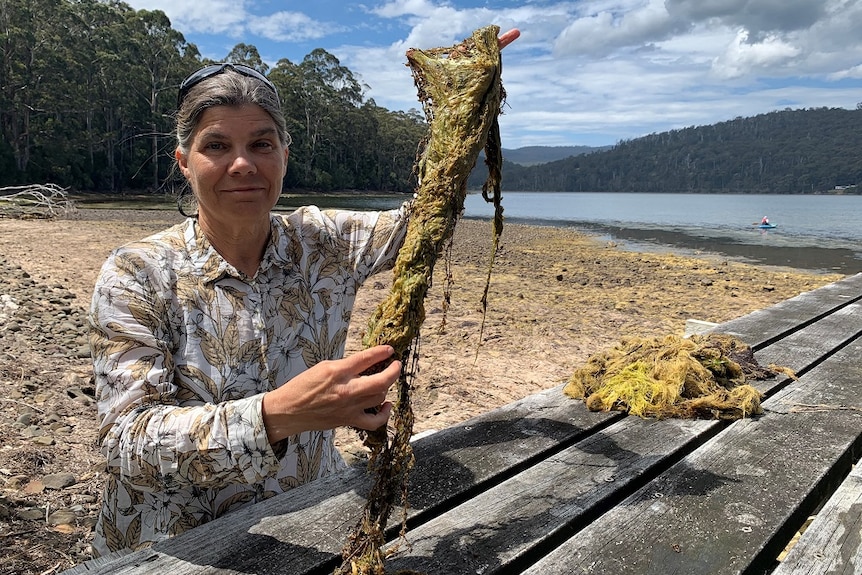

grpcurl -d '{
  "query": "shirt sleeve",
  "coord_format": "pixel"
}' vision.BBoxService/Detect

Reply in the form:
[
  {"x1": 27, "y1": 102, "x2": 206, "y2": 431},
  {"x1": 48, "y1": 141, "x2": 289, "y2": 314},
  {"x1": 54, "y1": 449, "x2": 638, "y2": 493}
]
[
  {"x1": 89, "y1": 249, "x2": 282, "y2": 490},
  {"x1": 307, "y1": 202, "x2": 412, "y2": 280}
]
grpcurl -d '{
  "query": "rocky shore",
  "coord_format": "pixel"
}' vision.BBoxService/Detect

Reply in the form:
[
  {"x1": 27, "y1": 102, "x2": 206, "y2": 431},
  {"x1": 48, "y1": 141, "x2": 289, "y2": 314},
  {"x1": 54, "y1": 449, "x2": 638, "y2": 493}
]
[
  {"x1": 0, "y1": 209, "x2": 847, "y2": 575},
  {"x1": 0, "y1": 257, "x2": 101, "y2": 573}
]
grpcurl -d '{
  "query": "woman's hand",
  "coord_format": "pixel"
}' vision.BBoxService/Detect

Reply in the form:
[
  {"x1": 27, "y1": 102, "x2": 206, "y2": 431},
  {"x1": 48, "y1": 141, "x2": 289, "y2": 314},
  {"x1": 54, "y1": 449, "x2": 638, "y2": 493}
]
[{"x1": 261, "y1": 345, "x2": 400, "y2": 444}]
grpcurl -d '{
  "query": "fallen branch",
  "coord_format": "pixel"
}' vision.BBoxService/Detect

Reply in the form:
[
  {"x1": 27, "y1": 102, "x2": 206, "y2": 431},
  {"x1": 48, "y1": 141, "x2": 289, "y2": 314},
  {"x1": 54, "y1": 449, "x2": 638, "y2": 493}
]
[{"x1": 0, "y1": 184, "x2": 77, "y2": 219}]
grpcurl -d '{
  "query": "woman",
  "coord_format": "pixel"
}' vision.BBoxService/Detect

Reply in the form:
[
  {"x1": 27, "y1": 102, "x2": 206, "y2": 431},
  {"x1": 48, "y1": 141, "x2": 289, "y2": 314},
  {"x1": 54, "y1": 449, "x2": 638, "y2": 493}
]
[{"x1": 89, "y1": 29, "x2": 520, "y2": 556}]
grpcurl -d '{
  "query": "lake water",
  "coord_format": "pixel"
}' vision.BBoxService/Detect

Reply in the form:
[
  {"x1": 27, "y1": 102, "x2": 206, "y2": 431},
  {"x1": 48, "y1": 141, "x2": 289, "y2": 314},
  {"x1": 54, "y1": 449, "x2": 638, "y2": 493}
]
[
  {"x1": 292, "y1": 191, "x2": 862, "y2": 274},
  {"x1": 80, "y1": 191, "x2": 862, "y2": 274},
  {"x1": 460, "y1": 192, "x2": 862, "y2": 275}
]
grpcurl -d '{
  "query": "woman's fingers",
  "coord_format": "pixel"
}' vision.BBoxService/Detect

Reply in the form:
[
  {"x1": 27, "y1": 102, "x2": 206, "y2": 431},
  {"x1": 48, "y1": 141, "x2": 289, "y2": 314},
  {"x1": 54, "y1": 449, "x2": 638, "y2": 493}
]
[
  {"x1": 355, "y1": 401, "x2": 393, "y2": 431},
  {"x1": 358, "y1": 354, "x2": 402, "y2": 411},
  {"x1": 262, "y1": 345, "x2": 401, "y2": 442},
  {"x1": 346, "y1": 345, "x2": 396, "y2": 373},
  {"x1": 499, "y1": 28, "x2": 520, "y2": 50}
]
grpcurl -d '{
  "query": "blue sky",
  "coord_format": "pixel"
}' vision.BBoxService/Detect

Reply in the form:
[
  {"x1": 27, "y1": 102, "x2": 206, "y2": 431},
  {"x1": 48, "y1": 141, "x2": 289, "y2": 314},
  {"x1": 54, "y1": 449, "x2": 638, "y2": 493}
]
[{"x1": 126, "y1": 0, "x2": 862, "y2": 148}]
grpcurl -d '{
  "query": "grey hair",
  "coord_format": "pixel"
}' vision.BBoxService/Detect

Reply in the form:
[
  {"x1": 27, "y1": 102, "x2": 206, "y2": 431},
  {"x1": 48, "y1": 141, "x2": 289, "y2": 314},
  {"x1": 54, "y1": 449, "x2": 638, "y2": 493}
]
[
  {"x1": 175, "y1": 69, "x2": 291, "y2": 155},
  {"x1": 173, "y1": 69, "x2": 291, "y2": 216}
]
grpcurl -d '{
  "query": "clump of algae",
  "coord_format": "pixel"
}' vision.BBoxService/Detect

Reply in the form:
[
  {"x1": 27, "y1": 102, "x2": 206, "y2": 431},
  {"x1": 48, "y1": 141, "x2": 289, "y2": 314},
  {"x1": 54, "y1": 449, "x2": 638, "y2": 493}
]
[
  {"x1": 334, "y1": 25, "x2": 506, "y2": 575},
  {"x1": 565, "y1": 333, "x2": 794, "y2": 419}
]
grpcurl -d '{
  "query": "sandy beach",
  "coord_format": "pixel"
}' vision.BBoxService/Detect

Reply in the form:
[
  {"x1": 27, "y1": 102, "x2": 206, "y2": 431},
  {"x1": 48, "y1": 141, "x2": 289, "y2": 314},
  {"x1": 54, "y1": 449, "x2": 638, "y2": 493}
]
[{"x1": 0, "y1": 208, "x2": 845, "y2": 574}]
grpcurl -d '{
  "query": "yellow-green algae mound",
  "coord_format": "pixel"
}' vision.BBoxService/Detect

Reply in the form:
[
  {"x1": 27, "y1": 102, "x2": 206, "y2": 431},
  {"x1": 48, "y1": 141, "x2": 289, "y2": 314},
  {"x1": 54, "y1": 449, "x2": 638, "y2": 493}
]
[{"x1": 564, "y1": 333, "x2": 794, "y2": 419}]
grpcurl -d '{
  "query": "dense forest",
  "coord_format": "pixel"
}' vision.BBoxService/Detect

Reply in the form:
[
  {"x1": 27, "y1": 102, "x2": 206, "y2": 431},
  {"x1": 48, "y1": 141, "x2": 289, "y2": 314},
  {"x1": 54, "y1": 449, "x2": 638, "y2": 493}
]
[
  {"x1": 3, "y1": 1, "x2": 861, "y2": 196},
  {"x1": 483, "y1": 107, "x2": 862, "y2": 194},
  {"x1": 0, "y1": 0, "x2": 426, "y2": 193}
]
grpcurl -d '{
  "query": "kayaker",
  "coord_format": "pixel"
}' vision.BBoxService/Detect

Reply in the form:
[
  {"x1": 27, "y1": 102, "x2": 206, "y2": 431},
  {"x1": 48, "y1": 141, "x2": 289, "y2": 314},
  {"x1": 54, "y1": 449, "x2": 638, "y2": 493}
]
[{"x1": 761, "y1": 216, "x2": 769, "y2": 225}]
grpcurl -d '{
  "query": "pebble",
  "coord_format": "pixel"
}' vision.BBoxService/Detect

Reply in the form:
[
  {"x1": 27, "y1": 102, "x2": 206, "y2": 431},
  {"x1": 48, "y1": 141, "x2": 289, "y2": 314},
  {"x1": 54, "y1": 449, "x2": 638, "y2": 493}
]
[
  {"x1": 5, "y1": 475, "x2": 30, "y2": 490},
  {"x1": 47, "y1": 509, "x2": 78, "y2": 526},
  {"x1": 17, "y1": 507, "x2": 45, "y2": 520},
  {"x1": 42, "y1": 473, "x2": 77, "y2": 489},
  {"x1": 20, "y1": 425, "x2": 46, "y2": 438}
]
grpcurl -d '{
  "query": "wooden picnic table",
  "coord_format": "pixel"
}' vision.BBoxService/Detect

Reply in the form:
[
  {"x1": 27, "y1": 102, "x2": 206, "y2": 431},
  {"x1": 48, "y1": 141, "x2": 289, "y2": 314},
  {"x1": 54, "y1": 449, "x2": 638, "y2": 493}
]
[{"x1": 65, "y1": 273, "x2": 862, "y2": 575}]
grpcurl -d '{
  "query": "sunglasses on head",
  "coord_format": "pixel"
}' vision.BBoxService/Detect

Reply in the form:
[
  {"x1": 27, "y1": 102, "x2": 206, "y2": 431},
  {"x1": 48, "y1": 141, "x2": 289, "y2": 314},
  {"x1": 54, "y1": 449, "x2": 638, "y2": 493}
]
[{"x1": 177, "y1": 63, "x2": 279, "y2": 108}]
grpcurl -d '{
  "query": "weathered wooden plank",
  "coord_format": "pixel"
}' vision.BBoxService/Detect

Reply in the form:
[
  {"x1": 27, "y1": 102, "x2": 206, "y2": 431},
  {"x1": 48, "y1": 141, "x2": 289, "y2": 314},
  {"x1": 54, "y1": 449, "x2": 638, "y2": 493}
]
[
  {"x1": 383, "y1": 414, "x2": 720, "y2": 574},
  {"x1": 522, "y1": 336, "x2": 862, "y2": 575},
  {"x1": 736, "y1": 302, "x2": 862, "y2": 382},
  {"x1": 715, "y1": 272, "x2": 862, "y2": 348},
  {"x1": 62, "y1": 465, "x2": 368, "y2": 574},
  {"x1": 772, "y1": 462, "x2": 862, "y2": 575},
  {"x1": 63, "y1": 386, "x2": 616, "y2": 574},
  {"x1": 377, "y1": 302, "x2": 862, "y2": 574},
  {"x1": 406, "y1": 384, "x2": 615, "y2": 518}
]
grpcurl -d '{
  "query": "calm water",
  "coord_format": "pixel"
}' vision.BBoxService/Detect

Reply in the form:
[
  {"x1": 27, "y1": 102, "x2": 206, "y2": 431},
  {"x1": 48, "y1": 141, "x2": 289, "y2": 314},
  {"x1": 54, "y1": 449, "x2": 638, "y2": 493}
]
[
  {"x1": 283, "y1": 191, "x2": 862, "y2": 274},
  {"x1": 462, "y1": 192, "x2": 862, "y2": 275},
  {"x1": 278, "y1": 191, "x2": 862, "y2": 274}
]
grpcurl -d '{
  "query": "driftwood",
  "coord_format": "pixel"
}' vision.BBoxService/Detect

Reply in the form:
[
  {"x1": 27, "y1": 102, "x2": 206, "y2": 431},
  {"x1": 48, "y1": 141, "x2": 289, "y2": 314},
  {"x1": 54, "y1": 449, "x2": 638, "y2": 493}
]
[
  {"x1": 0, "y1": 184, "x2": 77, "y2": 219},
  {"x1": 336, "y1": 25, "x2": 506, "y2": 575}
]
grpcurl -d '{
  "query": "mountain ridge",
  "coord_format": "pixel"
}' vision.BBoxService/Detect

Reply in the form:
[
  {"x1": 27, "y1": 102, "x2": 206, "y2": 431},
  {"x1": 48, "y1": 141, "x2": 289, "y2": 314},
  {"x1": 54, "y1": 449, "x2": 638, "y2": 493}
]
[{"x1": 476, "y1": 107, "x2": 862, "y2": 194}]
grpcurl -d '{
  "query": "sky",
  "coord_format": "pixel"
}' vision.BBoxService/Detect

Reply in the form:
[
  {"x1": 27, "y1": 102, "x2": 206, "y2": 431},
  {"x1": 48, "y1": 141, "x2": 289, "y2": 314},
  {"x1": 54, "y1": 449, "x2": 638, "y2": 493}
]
[{"x1": 124, "y1": 0, "x2": 862, "y2": 149}]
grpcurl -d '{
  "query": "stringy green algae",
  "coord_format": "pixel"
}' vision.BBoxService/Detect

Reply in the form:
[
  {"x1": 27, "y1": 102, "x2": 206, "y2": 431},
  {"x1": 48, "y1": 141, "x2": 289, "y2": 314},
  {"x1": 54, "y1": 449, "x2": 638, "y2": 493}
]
[
  {"x1": 334, "y1": 25, "x2": 505, "y2": 575},
  {"x1": 565, "y1": 333, "x2": 794, "y2": 419}
]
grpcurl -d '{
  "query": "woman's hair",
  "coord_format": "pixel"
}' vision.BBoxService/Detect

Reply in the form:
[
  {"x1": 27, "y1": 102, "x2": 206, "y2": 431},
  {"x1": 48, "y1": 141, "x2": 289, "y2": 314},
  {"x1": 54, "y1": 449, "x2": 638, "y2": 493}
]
[
  {"x1": 175, "y1": 68, "x2": 291, "y2": 153},
  {"x1": 173, "y1": 67, "x2": 291, "y2": 216}
]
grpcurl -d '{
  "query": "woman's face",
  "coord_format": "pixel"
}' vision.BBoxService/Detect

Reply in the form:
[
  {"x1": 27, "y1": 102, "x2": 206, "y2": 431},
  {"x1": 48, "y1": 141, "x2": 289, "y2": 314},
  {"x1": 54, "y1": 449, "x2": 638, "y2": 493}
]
[{"x1": 176, "y1": 104, "x2": 289, "y2": 229}]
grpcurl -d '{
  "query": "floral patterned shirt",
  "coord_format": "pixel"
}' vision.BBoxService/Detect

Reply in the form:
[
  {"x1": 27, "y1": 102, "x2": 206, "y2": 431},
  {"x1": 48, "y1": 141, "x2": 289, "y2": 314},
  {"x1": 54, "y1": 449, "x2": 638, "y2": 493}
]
[{"x1": 89, "y1": 205, "x2": 408, "y2": 556}]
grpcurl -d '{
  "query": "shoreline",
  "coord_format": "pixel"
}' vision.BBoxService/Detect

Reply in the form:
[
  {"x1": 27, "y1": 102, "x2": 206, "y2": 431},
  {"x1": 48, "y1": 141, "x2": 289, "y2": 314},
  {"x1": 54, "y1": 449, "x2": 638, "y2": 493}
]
[
  {"x1": 488, "y1": 216, "x2": 862, "y2": 276},
  {"x1": 67, "y1": 198, "x2": 862, "y2": 276}
]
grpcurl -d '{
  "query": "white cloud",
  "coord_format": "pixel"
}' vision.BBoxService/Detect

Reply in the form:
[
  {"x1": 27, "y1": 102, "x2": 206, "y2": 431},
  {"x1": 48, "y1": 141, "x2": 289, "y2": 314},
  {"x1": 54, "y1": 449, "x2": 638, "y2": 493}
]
[
  {"x1": 248, "y1": 12, "x2": 343, "y2": 43},
  {"x1": 553, "y1": 0, "x2": 685, "y2": 57},
  {"x1": 711, "y1": 29, "x2": 802, "y2": 79},
  {"x1": 830, "y1": 64, "x2": 862, "y2": 81},
  {"x1": 372, "y1": 0, "x2": 440, "y2": 18},
  {"x1": 134, "y1": 0, "x2": 249, "y2": 35}
]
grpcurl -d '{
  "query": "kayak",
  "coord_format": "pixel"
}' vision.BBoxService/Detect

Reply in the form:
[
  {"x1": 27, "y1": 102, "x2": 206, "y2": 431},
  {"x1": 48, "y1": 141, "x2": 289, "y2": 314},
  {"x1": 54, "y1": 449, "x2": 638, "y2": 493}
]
[{"x1": 758, "y1": 223, "x2": 777, "y2": 229}]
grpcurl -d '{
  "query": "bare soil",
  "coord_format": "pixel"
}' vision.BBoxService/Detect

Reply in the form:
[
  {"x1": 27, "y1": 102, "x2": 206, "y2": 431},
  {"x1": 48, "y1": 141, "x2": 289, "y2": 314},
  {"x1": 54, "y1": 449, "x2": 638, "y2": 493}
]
[{"x1": 0, "y1": 209, "x2": 844, "y2": 575}]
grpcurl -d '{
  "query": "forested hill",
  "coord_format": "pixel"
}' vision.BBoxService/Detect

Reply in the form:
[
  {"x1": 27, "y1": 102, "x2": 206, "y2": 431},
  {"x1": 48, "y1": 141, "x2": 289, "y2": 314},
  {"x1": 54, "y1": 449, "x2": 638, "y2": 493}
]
[
  {"x1": 485, "y1": 107, "x2": 862, "y2": 194},
  {"x1": 0, "y1": 0, "x2": 427, "y2": 193}
]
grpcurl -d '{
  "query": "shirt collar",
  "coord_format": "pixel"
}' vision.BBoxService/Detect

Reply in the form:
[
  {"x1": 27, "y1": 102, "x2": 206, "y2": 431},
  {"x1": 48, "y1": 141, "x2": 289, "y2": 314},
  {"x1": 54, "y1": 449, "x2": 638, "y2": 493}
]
[{"x1": 182, "y1": 216, "x2": 291, "y2": 283}]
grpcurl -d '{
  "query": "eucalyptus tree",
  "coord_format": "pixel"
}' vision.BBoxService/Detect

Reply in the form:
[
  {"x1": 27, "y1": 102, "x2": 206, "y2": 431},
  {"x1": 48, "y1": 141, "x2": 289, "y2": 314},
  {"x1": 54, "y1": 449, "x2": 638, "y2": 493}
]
[
  {"x1": 0, "y1": 0, "x2": 428, "y2": 193},
  {"x1": 124, "y1": 9, "x2": 198, "y2": 190},
  {"x1": 224, "y1": 43, "x2": 268, "y2": 73},
  {"x1": 0, "y1": 0, "x2": 200, "y2": 190},
  {"x1": 269, "y1": 49, "x2": 368, "y2": 189},
  {"x1": 369, "y1": 105, "x2": 426, "y2": 192}
]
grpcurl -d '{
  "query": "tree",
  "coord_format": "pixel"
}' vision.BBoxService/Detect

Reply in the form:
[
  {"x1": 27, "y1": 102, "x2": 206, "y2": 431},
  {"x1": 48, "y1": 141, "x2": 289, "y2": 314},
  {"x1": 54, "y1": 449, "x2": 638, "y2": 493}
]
[
  {"x1": 0, "y1": 0, "x2": 66, "y2": 176},
  {"x1": 0, "y1": 1, "x2": 432, "y2": 193},
  {"x1": 225, "y1": 43, "x2": 268, "y2": 73}
]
